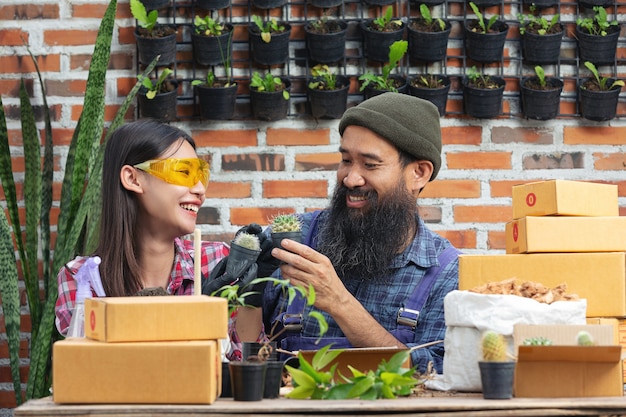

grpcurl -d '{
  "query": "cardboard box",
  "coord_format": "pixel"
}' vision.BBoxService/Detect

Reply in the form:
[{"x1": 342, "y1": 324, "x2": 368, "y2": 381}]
[
  {"x1": 53, "y1": 338, "x2": 220, "y2": 404},
  {"x1": 85, "y1": 295, "x2": 227, "y2": 342},
  {"x1": 513, "y1": 324, "x2": 623, "y2": 398},
  {"x1": 298, "y1": 347, "x2": 410, "y2": 376},
  {"x1": 512, "y1": 180, "x2": 618, "y2": 219},
  {"x1": 505, "y1": 216, "x2": 626, "y2": 254},
  {"x1": 458, "y1": 252, "x2": 626, "y2": 317}
]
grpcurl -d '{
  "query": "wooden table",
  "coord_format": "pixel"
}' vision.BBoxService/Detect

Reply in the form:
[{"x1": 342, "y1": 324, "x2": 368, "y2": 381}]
[{"x1": 14, "y1": 394, "x2": 626, "y2": 416}]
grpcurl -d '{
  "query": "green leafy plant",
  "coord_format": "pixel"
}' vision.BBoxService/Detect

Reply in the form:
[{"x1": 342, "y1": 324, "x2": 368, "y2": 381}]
[
  {"x1": 191, "y1": 31, "x2": 235, "y2": 88},
  {"x1": 359, "y1": 40, "x2": 408, "y2": 92},
  {"x1": 468, "y1": 1, "x2": 499, "y2": 33},
  {"x1": 534, "y1": 65, "x2": 547, "y2": 87},
  {"x1": 419, "y1": 4, "x2": 446, "y2": 31},
  {"x1": 583, "y1": 61, "x2": 625, "y2": 91},
  {"x1": 576, "y1": 6, "x2": 618, "y2": 36},
  {"x1": 130, "y1": 0, "x2": 158, "y2": 32},
  {"x1": 250, "y1": 71, "x2": 290, "y2": 100},
  {"x1": 577, "y1": 330, "x2": 595, "y2": 346},
  {"x1": 412, "y1": 74, "x2": 445, "y2": 89},
  {"x1": 194, "y1": 15, "x2": 225, "y2": 36},
  {"x1": 466, "y1": 66, "x2": 501, "y2": 89},
  {"x1": 522, "y1": 336, "x2": 552, "y2": 346},
  {"x1": 0, "y1": 0, "x2": 155, "y2": 403},
  {"x1": 251, "y1": 15, "x2": 286, "y2": 43},
  {"x1": 518, "y1": 6, "x2": 561, "y2": 35},
  {"x1": 371, "y1": 7, "x2": 403, "y2": 31},
  {"x1": 285, "y1": 345, "x2": 421, "y2": 400},
  {"x1": 140, "y1": 68, "x2": 174, "y2": 98},
  {"x1": 481, "y1": 330, "x2": 508, "y2": 361},
  {"x1": 308, "y1": 65, "x2": 341, "y2": 91}
]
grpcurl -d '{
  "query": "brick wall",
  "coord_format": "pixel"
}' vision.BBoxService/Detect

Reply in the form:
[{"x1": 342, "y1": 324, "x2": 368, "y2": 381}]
[{"x1": 1, "y1": 0, "x2": 626, "y2": 411}]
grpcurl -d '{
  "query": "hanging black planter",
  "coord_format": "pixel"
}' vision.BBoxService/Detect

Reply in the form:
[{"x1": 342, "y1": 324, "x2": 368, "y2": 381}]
[
  {"x1": 195, "y1": 82, "x2": 238, "y2": 120},
  {"x1": 408, "y1": 75, "x2": 450, "y2": 116},
  {"x1": 192, "y1": 24, "x2": 233, "y2": 66},
  {"x1": 479, "y1": 361, "x2": 515, "y2": 400},
  {"x1": 309, "y1": 0, "x2": 343, "y2": 7},
  {"x1": 578, "y1": 0, "x2": 613, "y2": 9},
  {"x1": 248, "y1": 23, "x2": 292, "y2": 66},
  {"x1": 135, "y1": 27, "x2": 177, "y2": 66},
  {"x1": 360, "y1": 19, "x2": 405, "y2": 63},
  {"x1": 250, "y1": 78, "x2": 291, "y2": 121},
  {"x1": 578, "y1": 78, "x2": 622, "y2": 121},
  {"x1": 575, "y1": 24, "x2": 621, "y2": 66},
  {"x1": 520, "y1": 76, "x2": 563, "y2": 120},
  {"x1": 229, "y1": 361, "x2": 267, "y2": 401},
  {"x1": 520, "y1": 25, "x2": 563, "y2": 64},
  {"x1": 362, "y1": 75, "x2": 408, "y2": 100},
  {"x1": 469, "y1": 0, "x2": 503, "y2": 7},
  {"x1": 137, "y1": 82, "x2": 178, "y2": 122},
  {"x1": 143, "y1": 0, "x2": 171, "y2": 9},
  {"x1": 196, "y1": 0, "x2": 231, "y2": 9},
  {"x1": 363, "y1": 0, "x2": 396, "y2": 5},
  {"x1": 308, "y1": 75, "x2": 350, "y2": 119},
  {"x1": 305, "y1": 20, "x2": 347, "y2": 64},
  {"x1": 411, "y1": 0, "x2": 444, "y2": 6},
  {"x1": 462, "y1": 75, "x2": 505, "y2": 119},
  {"x1": 522, "y1": 0, "x2": 558, "y2": 8},
  {"x1": 464, "y1": 20, "x2": 509, "y2": 63},
  {"x1": 407, "y1": 18, "x2": 451, "y2": 63},
  {"x1": 252, "y1": 0, "x2": 287, "y2": 8}
]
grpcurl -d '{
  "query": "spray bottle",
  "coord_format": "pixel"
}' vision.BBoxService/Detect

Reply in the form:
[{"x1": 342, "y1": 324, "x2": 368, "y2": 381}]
[{"x1": 67, "y1": 256, "x2": 102, "y2": 337}]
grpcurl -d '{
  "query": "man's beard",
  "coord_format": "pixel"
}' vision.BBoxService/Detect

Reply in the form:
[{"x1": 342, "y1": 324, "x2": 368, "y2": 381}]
[{"x1": 316, "y1": 181, "x2": 418, "y2": 282}]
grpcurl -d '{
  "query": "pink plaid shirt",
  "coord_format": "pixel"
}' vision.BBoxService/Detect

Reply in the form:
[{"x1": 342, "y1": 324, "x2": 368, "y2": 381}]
[{"x1": 55, "y1": 237, "x2": 229, "y2": 336}]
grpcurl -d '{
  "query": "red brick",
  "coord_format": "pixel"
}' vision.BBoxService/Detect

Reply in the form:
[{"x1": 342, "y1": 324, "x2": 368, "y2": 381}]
[
  {"x1": 44, "y1": 30, "x2": 99, "y2": 46},
  {"x1": 453, "y1": 205, "x2": 512, "y2": 223},
  {"x1": 230, "y1": 207, "x2": 296, "y2": 227},
  {"x1": 194, "y1": 130, "x2": 257, "y2": 147},
  {"x1": 0, "y1": 4, "x2": 59, "y2": 20},
  {"x1": 447, "y1": 152, "x2": 512, "y2": 169},
  {"x1": 490, "y1": 180, "x2": 535, "y2": 198},
  {"x1": 0, "y1": 28, "x2": 28, "y2": 46},
  {"x1": 0, "y1": 54, "x2": 61, "y2": 74},
  {"x1": 71, "y1": 3, "x2": 109, "y2": 18},
  {"x1": 44, "y1": 80, "x2": 88, "y2": 97},
  {"x1": 492, "y1": 126, "x2": 554, "y2": 144},
  {"x1": 488, "y1": 230, "x2": 507, "y2": 250},
  {"x1": 267, "y1": 128, "x2": 330, "y2": 146},
  {"x1": 263, "y1": 180, "x2": 328, "y2": 198},
  {"x1": 421, "y1": 180, "x2": 480, "y2": 199},
  {"x1": 295, "y1": 153, "x2": 341, "y2": 171},
  {"x1": 441, "y1": 126, "x2": 482, "y2": 145},
  {"x1": 593, "y1": 152, "x2": 626, "y2": 170},
  {"x1": 222, "y1": 154, "x2": 284, "y2": 171},
  {"x1": 522, "y1": 152, "x2": 583, "y2": 169},
  {"x1": 436, "y1": 229, "x2": 477, "y2": 249},
  {"x1": 564, "y1": 126, "x2": 626, "y2": 145},
  {"x1": 419, "y1": 206, "x2": 442, "y2": 223},
  {"x1": 206, "y1": 182, "x2": 251, "y2": 199}
]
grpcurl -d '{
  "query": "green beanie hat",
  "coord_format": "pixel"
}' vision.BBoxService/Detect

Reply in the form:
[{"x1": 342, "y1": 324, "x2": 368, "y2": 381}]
[{"x1": 338, "y1": 93, "x2": 442, "y2": 180}]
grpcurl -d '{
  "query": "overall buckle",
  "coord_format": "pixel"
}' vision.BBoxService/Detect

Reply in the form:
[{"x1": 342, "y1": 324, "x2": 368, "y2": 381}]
[
  {"x1": 397, "y1": 308, "x2": 419, "y2": 330},
  {"x1": 281, "y1": 313, "x2": 303, "y2": 331}
]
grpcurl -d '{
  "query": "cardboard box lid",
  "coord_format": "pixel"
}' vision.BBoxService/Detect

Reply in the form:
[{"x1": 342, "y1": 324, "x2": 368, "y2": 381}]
[
  {"x1": 514, "y1": 324, "x2": 615, "y2": 347},
  {"x1": 298, "y1": 347, "x2": 410, "y2": 375},
  {"x1": 518, "y1": 345, "x2": 622, "y2": 363}
]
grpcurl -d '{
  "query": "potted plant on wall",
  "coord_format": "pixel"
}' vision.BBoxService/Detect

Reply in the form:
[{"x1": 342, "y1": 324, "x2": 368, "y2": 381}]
[
  {"x1": 137, "y1": 68, "x2": 178, "y2": 121},
  {"x1": 360, "y1": 7, "x2": 405, "y2": 63},
  {"x1": 578, "y1": 61, "x2": 624, "y2": 121},
  {"x1": 575, "y1": 6, "x2": 621, "y2": 66},
  {"x1": 192, "y1": 15, "x2": 233, "y2": 66},
  {"x1": 304, "y1": 18, "x2": 348, "y2": 64},
  {"x1": 143, "y1": 0, "x2": 171, "y2": 9},
  {"x1": 249, "y1": 71, "x2": 291, "y2": 121},
  {"x1": 196, "y1": 0, "x2": 230, "y2": 11},
  {"x1": 465, "y1": 2, "x2": 509, "y2": 63},
  {"x1": 192, "y1": 69, "x2": 238, "y2": 120},
  {"x1": 462, "y1": 66, "x2": 505, "y2": 119},
  {"x1": 518, "y1": 7, "x2": 563, "y2": 64},
  {"x1": 307, "y1": 64, "x2": 350, "y2": 119},
  {"x1": 407, "y1": 4, "x2": 451, "y2": 63},
  {"x1": 478, "y1": 330, "x2": 515, "y2": 399},
  {"x1": 408, "y1": 73, "x2": 450, "y2": 116},
  {"x1": 131, "y1": 0, "x2": 177, "y2": 66},
  {"x1": 359, "y1": 40, "x2": 408, "y2": 99},
  {"x1": 520, "y1": 65, "x2": 563, "y2": 120},
  {"x1": 248, "y1": 16, "x2": 292, "y2": 66}
]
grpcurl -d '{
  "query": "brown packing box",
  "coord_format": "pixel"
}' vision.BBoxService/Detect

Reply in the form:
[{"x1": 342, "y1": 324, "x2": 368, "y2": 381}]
[
  {"x1": 53, "y1": 338, "x2": 220, "y2": 404},
  {"x1": 512, "y1": 180, "x2": 618, "y2": 220},
  {"x1": 505, "y1": 216, "x2": 626, "y2": 254},
  {"x1": 513, "y1": 324, "x2": 622, "y2": 398},
  {"x1": 299, "y1": 347, "x2": 410, "y2": 376},
  {"x1": 458, "y1": 252, "x2": 626, "y2": 317},
  {"x1": 85, "y1": 295, "x2": 227, "y2": 342}
]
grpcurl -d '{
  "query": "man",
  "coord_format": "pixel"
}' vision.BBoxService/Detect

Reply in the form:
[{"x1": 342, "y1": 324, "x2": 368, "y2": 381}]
[{"x1": 235, "y1": 93, "x2": 460, "y2": 373}]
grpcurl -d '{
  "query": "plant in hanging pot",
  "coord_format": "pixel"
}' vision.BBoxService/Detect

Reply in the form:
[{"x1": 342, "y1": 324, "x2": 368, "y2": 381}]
[
  {"x1": 249, "y1": 71, "x2": 291, "y2": 121},
  {"x1": 408, "y1": 73, "x2": 450, "y2": 116},
  {"x1": 307, "y1": 64, "x2": 350, "y2": 119},
  {"x1": 578, "y1": 61, "x2": 624, "y2": 121},
  {"x1": 360, "y1": 7, "x2": 405, "y2": 63},
  {"x1": 192, "y1": 15, "x2": 234, "y2": 66},
  {"x1": 251, "y1": 0, "x2": 287, "y2": 10},
  {"x1": 520, "y1": 65, "x2": 563, "y2": 120},
  {"x1": 518, "y1": 7, "x2": 563, "y2": 64},
  {"x1": 143, "y1": 0, "x2": 171, "y2": 9},
  {"x1": 478, "y1": 330, "x2": 515, "y2": 400},
  {"x1": 407, "y1": 4, "x2": 451, "y2": 63},
  {"x1": 304, "y1": 18, "x2": 348, "y2": 64},
  {"x1": 131, "y1": 0, "x2": 177, "y2": 66},
  {"x1": 248, "y1": 15, "x2": 292, "y2": 66},
  {"x1": 196, "y1": 0, "x2": 231, "y2": 11},
  {"x1": 464, "y1": 2, "x2": 509, "y2": 63},
  {"x1": 359, "y1": 40, "x2": 408, "y2": 99},
  {"x1": 575, "y1": 6, "x2": 621, "y2": 66},
  {"x1": 137, "y1": 67, "x2": 179, "y2": 121},
  {"x1": 462, "y1": 66, "x2": 505, "y2": 119}
]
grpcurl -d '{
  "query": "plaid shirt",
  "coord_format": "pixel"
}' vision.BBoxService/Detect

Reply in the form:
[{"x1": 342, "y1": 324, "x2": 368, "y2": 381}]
[
  {"x1": 262, "y1": 211, "x2": 459, "y2": 373},
  {"x1": 55, "y1": 237, "x2": 229, "y2": 336}
]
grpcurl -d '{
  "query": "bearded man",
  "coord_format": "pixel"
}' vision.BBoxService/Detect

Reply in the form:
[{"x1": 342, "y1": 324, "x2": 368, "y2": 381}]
[{"x1": 234, "y1": 93, "x2": 460, "y2": 373}]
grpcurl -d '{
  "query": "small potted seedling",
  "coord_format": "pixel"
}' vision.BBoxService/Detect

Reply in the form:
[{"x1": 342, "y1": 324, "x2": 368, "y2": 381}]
[
  {"x1": 478, "y1": 330, "x2": 515, "y2": 399},
  {"x1": 269, "y1": 214, "x2": 302, "y2": 250},
  {"x1": 579, "y1": 61, "x2": 625, "y2": 121}
]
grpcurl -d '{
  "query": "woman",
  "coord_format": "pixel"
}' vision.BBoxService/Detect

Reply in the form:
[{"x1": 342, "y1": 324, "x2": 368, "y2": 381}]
[{"x1": 55, "y1": 119, "x2": 229, "y2": 336}]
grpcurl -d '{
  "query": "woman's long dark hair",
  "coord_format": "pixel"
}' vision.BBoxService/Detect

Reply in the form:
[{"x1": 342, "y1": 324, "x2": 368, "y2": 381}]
[{"x1": 96, "y1": 119, "x2": 195, "y2": 296}]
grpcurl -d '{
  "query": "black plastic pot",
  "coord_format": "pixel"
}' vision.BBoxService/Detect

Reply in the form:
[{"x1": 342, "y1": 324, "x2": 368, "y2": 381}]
[
  {"x1": 271, "y1": 230, "x2": 302, "y2": 250},
  {"x1": 522, "y1": 0, "x2": 558, "y2": 8},
  {"x1": 192, "y1": 25, "x2": 233, "y2": 66},
  {"x1": 579, "y1": 79, "x2": 622, "y2": 121},
  {"x1": 520, "y1": 76, "x2": 563, "y2": 120},
  {"x1": 469, "y1": 0, "x2": 503, "y2": 7},
  {"x1": 407, "y1": 18, "x2": 451, "y2": 63},
  {"x1": 196, "y1": 0, "x2": 231, "y2": 9},
  {"x1": 196, "y1": 82, "x2": 238, "y2": 120},
  {"x1": 143, "y1": 0, "x2": 171, "y2": 9},
  {"x1": 308, "y1": 75, "x2": 350, "y2": 119},
  {"x1": 362, "y1": 75, "x2": 408, "y2": 100},
  {"x1": 248, "y1": 23, "x2": 291, "y2": 66},
  {"x1": 479, "y1": 361, "x2": 515, "y2": 400},
  {"x1": 520, "y1": 26, "x2": 563, "y2": 64},
  {"x1": 137, "y1": 82, "x2": 178, "y2": 122},
  {"x1": 464, "y1": 20, "x2": 509, "y2": 63},
  {"x1": 249, "y1": 78, "x2": 291, "y2": 121},
  {"x1": 408, "y1": 75, "x2": 450, "y2": 116},
  {"x1": 576, "y1": 24, "x2": 621, "y2": 66},
  {"x1": 135, "y1": 28, "x2": 177, "y2": 66},
  {"x1": 411, "y1": 0, "x2": 445, "y2": 6},
  {"x1": 220, "y1": 362, "x2": 232, "y2": 398},
  {"x1": 252, "y1": 0, "x2": 287, "y2": 8},
  {"x1": 578, "y1": 0, "x2": 613, "y2": 9},
  {"x1": 363, "y1": 0, "x2": 396, "y2": 5},
  {"x1": 305, "y1": 20, "x2": 347, "y2": 64},
  {"x1": 309, "y1": 0, "x2": 342, "y2": 7},
  {"x1": 360, "y1": 20, "x2": 405, "y2": 63},
  {"x1": 263, "y1": 361, "x2": 284, "y2": 399},
  {"x1": 462, "y1": 75, "x2": 505, "y2": 119},
  {"x1": 229, "y1": 361, "x2": 267, "y2": 401}
]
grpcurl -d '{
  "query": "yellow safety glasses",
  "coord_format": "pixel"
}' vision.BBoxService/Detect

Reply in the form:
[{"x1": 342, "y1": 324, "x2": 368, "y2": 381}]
[{"x1": 133, "y1": 158, "x2": 210, "y2": 188}]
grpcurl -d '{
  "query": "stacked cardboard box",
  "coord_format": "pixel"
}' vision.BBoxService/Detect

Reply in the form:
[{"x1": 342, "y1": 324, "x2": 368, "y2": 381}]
[{"x1": 53, "y1": 295, "x2": 228, "y2": 404}]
